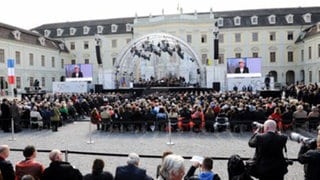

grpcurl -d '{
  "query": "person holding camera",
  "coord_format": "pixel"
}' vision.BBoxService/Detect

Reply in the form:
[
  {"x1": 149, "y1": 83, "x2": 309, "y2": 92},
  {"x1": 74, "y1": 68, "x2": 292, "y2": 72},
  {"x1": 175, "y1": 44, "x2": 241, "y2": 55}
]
[
  {"x1": 298, "y1": 131, "x2": 320, "y2": 180},
  {"x1": 248, "y1": 120, "x2": 288, "y2": 180}
]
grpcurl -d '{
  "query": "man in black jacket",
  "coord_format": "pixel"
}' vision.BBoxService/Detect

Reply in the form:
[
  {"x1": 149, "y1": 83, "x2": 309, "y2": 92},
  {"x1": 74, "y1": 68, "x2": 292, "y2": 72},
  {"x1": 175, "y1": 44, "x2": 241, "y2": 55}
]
[
  {"x1": 248, "y1": 119, "x2": 288, "y2": 180},
  {"x1": 0, "y1": 145, "x2": 14, "y2": 180},
  {"x1": 41, "y1": 149, "x2": 82, "y2": 180},
  {"x1": 115, "y1": 152, "x2": 152, "y2": 180},
  {"x1": 298, "y1": 131, "x2": 320, "y2": 180}
]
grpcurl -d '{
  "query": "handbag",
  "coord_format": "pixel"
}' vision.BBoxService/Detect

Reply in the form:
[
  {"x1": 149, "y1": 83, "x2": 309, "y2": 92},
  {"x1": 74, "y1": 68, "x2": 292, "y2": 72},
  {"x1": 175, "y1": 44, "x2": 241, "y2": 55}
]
[{"x1": 245, "y1": 159, "x2": 259, "y2": 178}]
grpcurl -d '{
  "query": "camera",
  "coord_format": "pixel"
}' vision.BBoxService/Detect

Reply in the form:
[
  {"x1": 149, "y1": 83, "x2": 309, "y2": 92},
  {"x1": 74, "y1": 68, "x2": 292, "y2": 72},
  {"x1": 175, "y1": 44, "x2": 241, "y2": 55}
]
[
  {"x1": 289, "y1": 132, "x2": 317, "y2": 149},
  {"x1": 252, "y1": 121, "x2": 264, "y2": 129}
]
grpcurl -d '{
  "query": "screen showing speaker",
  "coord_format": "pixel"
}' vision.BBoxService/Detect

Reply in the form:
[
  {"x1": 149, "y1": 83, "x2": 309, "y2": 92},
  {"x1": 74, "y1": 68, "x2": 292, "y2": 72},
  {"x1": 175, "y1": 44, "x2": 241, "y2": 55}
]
[
  {"x1": 65, "y1": 64, "x2": 93, "y2": 81},
  {"x1": 226, "y1": 57, "x2": 262, "y2": 78}
]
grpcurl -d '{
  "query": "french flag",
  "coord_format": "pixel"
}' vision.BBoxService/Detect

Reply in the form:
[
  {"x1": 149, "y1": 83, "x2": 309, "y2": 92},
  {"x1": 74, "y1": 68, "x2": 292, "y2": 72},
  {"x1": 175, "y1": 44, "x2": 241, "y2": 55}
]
[{"x1": 7, "y1": 59, "x2": 15, "y2": 84}]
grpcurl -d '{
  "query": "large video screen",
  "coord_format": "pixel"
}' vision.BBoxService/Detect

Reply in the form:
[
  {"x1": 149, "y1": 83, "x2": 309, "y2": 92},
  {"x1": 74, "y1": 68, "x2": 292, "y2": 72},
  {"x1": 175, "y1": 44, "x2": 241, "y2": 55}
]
[
  {"x1": 226, "y1": 57, "x2": 262, "y2": 78},
  {"x1": 65, "y1": 64, "x2": 93, "y2": 82}
]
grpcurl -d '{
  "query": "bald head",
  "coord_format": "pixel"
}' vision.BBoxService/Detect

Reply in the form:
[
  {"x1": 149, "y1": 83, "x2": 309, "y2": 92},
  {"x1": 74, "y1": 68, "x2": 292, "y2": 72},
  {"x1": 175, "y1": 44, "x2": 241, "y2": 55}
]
[
  {"x1": 0, "y1": 145, "x2": 10, "y2": 159},
  {"x1": 49, "y1": 149, "x2": 63, "y2": 162},
  {"x1": 264, "y1": 119, "x2": 277, "y2": 132}
]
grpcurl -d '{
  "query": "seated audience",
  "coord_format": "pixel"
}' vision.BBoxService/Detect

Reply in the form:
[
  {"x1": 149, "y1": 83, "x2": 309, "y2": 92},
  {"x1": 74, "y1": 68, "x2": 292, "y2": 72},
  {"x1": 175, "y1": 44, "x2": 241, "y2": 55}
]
[
  {"x1": 15, "y1": 145, "x2": 44, "y2": 180},
  {"x1": 41, "y1": 149, "x2": 82, "y2": 180},
  {"x1": 83, "y1": 159, "x2": 113, "y2": 180},
  {"x1": 114, "y1": 152, "x2": 152, "y2": 180}
]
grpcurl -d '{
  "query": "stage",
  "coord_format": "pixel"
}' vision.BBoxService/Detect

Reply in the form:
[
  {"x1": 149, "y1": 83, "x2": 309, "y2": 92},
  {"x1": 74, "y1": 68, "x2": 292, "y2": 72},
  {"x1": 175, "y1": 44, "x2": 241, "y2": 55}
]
[{"x1": 257, "y1": 89, "x2": 282, "y2": 98}]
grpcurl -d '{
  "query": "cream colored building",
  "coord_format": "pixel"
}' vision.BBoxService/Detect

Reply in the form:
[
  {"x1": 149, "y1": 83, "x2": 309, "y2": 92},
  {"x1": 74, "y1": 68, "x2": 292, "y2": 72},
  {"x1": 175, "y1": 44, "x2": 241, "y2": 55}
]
[{"x1": 1, "y1": 7, "x2": 320, "y2": 91}]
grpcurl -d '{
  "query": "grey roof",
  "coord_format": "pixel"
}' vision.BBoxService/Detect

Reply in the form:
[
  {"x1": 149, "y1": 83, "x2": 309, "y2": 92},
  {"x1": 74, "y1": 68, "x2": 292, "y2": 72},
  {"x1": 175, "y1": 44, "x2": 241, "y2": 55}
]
[
  {"x1": 0, "y1": 22, "x2": 68, "y2": 52},
  {"x1": 32, "y1": 7, "x2": 320, "y2": 38}
]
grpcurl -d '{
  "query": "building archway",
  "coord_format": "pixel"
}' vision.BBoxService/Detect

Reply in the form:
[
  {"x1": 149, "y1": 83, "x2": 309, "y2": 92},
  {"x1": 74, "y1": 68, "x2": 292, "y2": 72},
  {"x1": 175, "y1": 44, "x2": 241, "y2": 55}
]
[
  {"x1": 286, "y1": 70, "x2": 295, "y2": 85},
  {"x1": 268, "y1": 71, "x2": 278, "y2": 82},
  {"x1": 114, "y1": 33, "x2": 203, "y2": 88}
]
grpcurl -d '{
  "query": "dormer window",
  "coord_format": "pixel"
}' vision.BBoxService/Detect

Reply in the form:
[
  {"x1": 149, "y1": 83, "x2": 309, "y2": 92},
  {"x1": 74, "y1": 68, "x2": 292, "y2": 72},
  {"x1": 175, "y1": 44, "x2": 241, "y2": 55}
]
[
  {"x1": 111, "y1": 24, "x2": 118, "y2": 33},
  {"x1": 126, "y1": 24, "x2": 132, "y2": 32},
  {"x1": 251, "y1": 16, "x2": 258, "y2": 25},
  {"x1": 56, "y1": 28, "x2": 64, "y2": 36},
  {"x1": 303, "y1": 13, "x2": 312, "y2": 23},
  {"x1": 38, "y1": 37, "x2": 46, "y2": 46},
  {"x1": 217, "y1": 18, "x2": 224, "y2": 27},
  {"x1": 234, "y1": 16, "x2": 241, "y2": 26},
  {"x1": 44, "y1": 30, "x2": 51, "y2": 37},
  {"x1": 97, "y1": 25, "x2": 104, "y2": 34},
  {"x1": 83, "y1": 26, "x2": 90, "y2": 35},
  {"x1": 70, "y1": 27, "x2": 77, "y2": 35},
  {"x1": 286, "y1": 14, "x2": 294, "y2": 24},
  {"x1": 11, "y1": 30, "x2": 21, "y2": 40},
  {"x1": 58, "y1": 43, "x2": 65, "y2": 50},
  {"x1": 268, "y1": 15, "x2": 276, "y2": 24}
]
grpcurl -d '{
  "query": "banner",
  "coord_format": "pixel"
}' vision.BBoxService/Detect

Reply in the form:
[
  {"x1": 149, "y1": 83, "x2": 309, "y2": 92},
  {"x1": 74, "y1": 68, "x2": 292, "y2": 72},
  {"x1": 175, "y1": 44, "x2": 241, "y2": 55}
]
[{"x1": 7, "y1": 59, "x2": 15, "y2": 84}]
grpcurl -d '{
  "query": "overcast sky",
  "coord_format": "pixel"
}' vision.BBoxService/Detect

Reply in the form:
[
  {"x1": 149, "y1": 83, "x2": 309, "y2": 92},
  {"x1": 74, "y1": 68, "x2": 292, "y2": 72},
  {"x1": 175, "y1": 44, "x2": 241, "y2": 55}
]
[{"x1": 1, "y1": 0, "x2": 319, "y2": 30}]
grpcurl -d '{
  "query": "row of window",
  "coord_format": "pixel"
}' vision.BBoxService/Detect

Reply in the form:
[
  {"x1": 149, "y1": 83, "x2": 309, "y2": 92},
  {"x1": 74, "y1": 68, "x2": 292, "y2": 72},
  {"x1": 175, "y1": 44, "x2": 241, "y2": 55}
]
[
  {"x1": 216, "y1": 13, "x2": 312, "y2": 27},
  {"x1": 0, "y1": 76, "x2": 57, "y2": 89},
  {"x1": 69, "y1": 38, "x2": 131, "y2": 50},
  {"x1": 217, "y1": 31, "x2": 294, "y2": 43},
  {"x1": 0, "y1": 49, "x2": 64, "y2": 68},
  {"x1": 44, "y1": 23, "x2": 133, "y2": 37}
]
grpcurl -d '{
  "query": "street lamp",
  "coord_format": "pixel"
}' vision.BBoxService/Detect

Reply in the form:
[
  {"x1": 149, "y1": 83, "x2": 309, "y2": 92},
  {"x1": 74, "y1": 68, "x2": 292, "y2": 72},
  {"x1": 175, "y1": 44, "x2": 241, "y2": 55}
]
[{"x1": 213, "y1": 22, "x2": 219, "y2": 60}]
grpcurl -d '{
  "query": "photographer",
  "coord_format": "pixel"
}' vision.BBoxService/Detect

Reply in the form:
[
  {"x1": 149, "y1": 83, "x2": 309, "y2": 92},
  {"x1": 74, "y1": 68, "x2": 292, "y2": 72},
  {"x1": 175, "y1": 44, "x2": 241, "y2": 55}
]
[
  {"x1": 248, "y1": 120, "x2": 288, "y2": 180},
  {"x1": 298, "y1": 131, "x2": 320, "y2": 180}
]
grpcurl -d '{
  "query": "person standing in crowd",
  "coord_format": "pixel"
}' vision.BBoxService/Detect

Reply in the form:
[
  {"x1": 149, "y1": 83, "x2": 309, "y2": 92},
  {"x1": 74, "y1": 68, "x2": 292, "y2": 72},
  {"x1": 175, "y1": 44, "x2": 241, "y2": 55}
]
[
  {"x1": 298, "y1": 130, "x2": 320, "y2": 180},
  {"x1": 1, "y1": 98, "x2": 12, "y2": 132},
  {"x1": 114, "y1": 152, "x2": 152, "y2": 180},
  {"x1": 15, "y1": 145, "x2": 44, "y2": 180},
  {"x1": 248, "y1": 119, "x2": 288, "y2": 180},
  {"x1": 158, "y1": 154, "x2": 185, "y2": 180},
  {"x1": 41, "y1": 149, "x2": 82, "y2": 180},
  {"x1": 234, "y1": 59, "x2": 249, "y2": 74},
  {"x1": 50, "y1": 103, "x2": 61, "y2": 132},
  {"x1": 184, "y1": 157, "x2": 220, "y2": 180},
  {"x1": 90, "y1": 107, "x2": 101, "y2": 130},
  {"x1": 0, "y1": 145, "x2": 14, "y2": 180},
  {"x1": 83, "y1": 158, "x2": 113, "y2": 180}
]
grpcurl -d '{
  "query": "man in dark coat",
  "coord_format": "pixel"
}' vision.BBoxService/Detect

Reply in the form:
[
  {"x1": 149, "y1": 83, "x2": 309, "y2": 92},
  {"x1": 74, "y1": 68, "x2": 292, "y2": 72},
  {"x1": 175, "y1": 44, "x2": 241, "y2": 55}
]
[
  {"x1": 1, "y1": 98, "x2": 11, "y2": 132},
  {"x1": 0, "y1": 145, "x2": 14, "y2": 180},
  {"x1": 115, "y1": 152, "x2": 152, "y2": 180},
  {"x1": 41, "y1": 149, "x2": 82, "y2": 180},
  {"x1": 248, "y1": 119, "x2": 288, "y2": 180},
  {"x1": 234, "y1": 59, "x2": 249, "y2": 73},
  {"x1": 298, "y1": 131, "x2": 320, "y2": 180}
]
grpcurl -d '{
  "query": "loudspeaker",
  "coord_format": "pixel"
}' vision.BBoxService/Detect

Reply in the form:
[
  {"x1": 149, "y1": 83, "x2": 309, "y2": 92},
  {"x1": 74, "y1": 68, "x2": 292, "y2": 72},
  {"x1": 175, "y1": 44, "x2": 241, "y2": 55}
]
[
  {"x1": 95, "y1": 84, "x2": 103, "y2": 93},
  {"x1": 214, "y1": 39, "x2": 219, "y2": 60},
  {"x1": 213, "y1": 82, "x2": 220, "y2": 92},
  {"x1": 95, "y1": 45, "x2": 102, "y2": 64}
]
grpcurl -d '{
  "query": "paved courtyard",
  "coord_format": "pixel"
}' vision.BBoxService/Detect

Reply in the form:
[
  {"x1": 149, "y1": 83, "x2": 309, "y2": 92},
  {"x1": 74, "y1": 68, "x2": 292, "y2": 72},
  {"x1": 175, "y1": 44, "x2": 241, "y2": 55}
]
[{"x1": 0, "y1": 118, "x2": 315, "y2": 180}]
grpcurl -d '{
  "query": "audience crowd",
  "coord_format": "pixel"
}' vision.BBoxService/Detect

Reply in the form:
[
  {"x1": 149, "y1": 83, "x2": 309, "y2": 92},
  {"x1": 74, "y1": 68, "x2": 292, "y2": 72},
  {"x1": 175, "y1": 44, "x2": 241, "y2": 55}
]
[{"x1": 0, "y1": 82, "x2": 320, "y2": 179}]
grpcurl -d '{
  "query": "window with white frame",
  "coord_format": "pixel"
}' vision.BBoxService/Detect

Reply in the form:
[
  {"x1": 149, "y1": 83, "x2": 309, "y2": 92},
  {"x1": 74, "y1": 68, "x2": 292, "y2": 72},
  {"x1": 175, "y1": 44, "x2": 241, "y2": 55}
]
[
  {"x1": 235, "y1": 53, "x2": 241, "y2": 58},
  {"x1": 112, "y1": 57, "x2": 116, "y2": 66},
  {"x1": 97, "y1": 25, "x2": 104, "y2": 34},
  {"x1": 126, "y1": 38, "x2": 131, "y2": 44},
  {"x1": 318, "y1": 44, "x2": 320, "y2": 58},
  {"x1": 111, "y1": 24, "x2": 118, "y2": 33},
  {"x1": 201, "y1": 54, "x2": 208, "y2": 65},
  {"x1": 41, "y1": 55, "x2": 45, "y2": 67},
  {"x1": 234, "y1": 16, "x2": 241, "y2": 26},
  {"x1": 201, "y1": 34, "x2": 207, "y2": 43},
  {"x1": 288, "y1": 51, "x2": 294, "y2": 62},
  {"x1": 61, "y1": 59, "x2": 64, "y2": 69},
  {"x1": 235, "y1": 33, "x2": 241, "y2": 42},
  {"x1": 51, "y1": 57, "x2": 55, "y2": 67},
  {"x1": 52, "y1": 77, "x2": 55, "y2": 82},
  {"x1": 309, "y1": 46, "x2": 312, "y2": 59},
  {"x1": 71, "y1": 59, "x2": 76, "y2": 64},
  {"x1": 286, "y1": 14, "x2": 294, "y2": 24},
  {"x1": 57, "y1": 28, "x2": 64, "y2": 36},
  {"x1": 126, "y1": 24, "x2": 132, "y2": 32},
  {"x1": 309, "y1": 71, "x2": 312, "y2": 83},
  {"x1": 269, "y1": 32, "x2": 276, "y2": 41},
  {"x1": 12, "y1": 30, "x2": 21, "y2": 40},
  {"x1": 38, "y1": 37, "x2": 46, "y2": 46},
  {"x1": 187, "y1": 34, "x2": 192, "y2": 43},
  {"x1": 303, "y1": 13, "x2": 312, "y2": 23},
  {"x1": 251, "y1": 16, "x2": 258, "y2": 25},
  {"x1": 15, "y1": 51, "x2": 21, "y2": 65},
  {"x1": 0, "y1": 49, "x2": 4, "y2": 63},
  {"x1": 44, "y1": 29, "x2": 51, "y2": 37},
  {"x1": 111, "y1": 39, "x2": 117, "y2": 48},
  {"x1": 253, "y1": 52, "x2": 259, "y2": 58},
  {"x1": 16, "y1": 76, "x2": 21, "y2": 88},
  {"x1": 41, "y1": 77, "x2": 45, "y2": 87},
  {"x1": 270, "y1": 52, "x2": 276, "y2": 62},
  {"x1": 70, "y1": 27, "x2": 77, "y2": 35},
  {"x1": 217, "y1": 18, "x2": 223, "y2": 27},
  {"x1": 70, "y1": 42, "x2": 75, "y2": 50},
  {"x1": 268, "y1": 15, "x2": 276, "y2": 24},
  {"x1": 84, "y1": 41, "x2": 89, "y2": 49},
  {"x1": 29, "y1": 53, "x2": 34, "y2": 66},
  {"x1": 218, "y1": 34, "x2": 224, "y2": 43},
  {"x1": 84, "y1": 59, "x2": 90, "y2": 64},
  {"x1": 287, "y1": 31, "x2": 294, "y2": 40},
  {"x1": 218, "y1": 54, "x2": 224, "y2": 64},
  {"x1": 252, "y1": 32, "x2": 258, "y2": 42},
  {"x1": 83, "y1": 26, "x2": 90, "y2": 35},
  {"x1": 301, "y1": 49, "x2": 304, "y2": 62}
]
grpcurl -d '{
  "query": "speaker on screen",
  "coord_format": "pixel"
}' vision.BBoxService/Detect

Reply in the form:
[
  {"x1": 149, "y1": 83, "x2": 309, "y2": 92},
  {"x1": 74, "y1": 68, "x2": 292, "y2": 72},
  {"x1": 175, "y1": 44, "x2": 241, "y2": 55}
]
[{"x1": 96, "y1": 45, "x2": 102, "y2": 64}]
